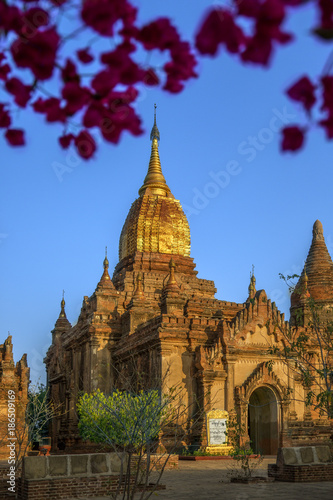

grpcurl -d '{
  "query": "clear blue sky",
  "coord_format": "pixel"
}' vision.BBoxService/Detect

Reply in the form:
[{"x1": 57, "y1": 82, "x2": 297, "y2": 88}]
[{"x1": 1, "y1": 1, "x2": 332, "y2": 384}]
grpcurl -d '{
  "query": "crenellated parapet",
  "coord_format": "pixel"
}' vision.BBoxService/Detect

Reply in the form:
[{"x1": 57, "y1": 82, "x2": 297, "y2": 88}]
[{"x1": 228, "y1": 289, "x2": 289, "y2": 343}]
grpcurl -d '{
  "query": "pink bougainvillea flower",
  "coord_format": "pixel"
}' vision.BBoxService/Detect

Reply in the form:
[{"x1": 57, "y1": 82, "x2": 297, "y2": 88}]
[
  {"x1": 77, "y1": 48, "x2": 94, "y2": 64},
  {"x1": 11, "y1": 27, "x2": 60, "y2": 80},
  {"x1": 49, "y1": 0, "x2": 68, "y2": 5},
  {"x1": 92, "y1": 69, "x2": 118, "y2": 96},
  {"x1": 0, "y1": 104, "x2": 11, "y2": 128},
  {"x1": 319, "y1": 116, "x2": 333, "y2": 139},
  {"x1": 62, "y1": 82, "x2": 90, "y2": 114},
  {"x1": 33, "y1": 97, "x2": 67, "y2": 123},
  {"x1": 196, "y1": 9, "x2": 245, "y2": 56},
  {"x1": 241, "y1": 0, "x2": 293, "y2": 65},
  {"x1": 61, "y1": 59, "x2": 80, "y2": 83},
  {"x1": 164, "y1": 42, "x2": 197, "y2": 92},
  {"x1": 59, "y1": 133, "x2": 75, "y2": 149},
  {"x1": 96, "y1": 90, "x2": 142, "y2": 144},
  {"x1": 22, "y1": 7, "x2": 49, "y2": 33},
  {"x1": 281, "y1": 125, "x2": 305, "y2": 151},
  {"x1": 74, "y1": 130, "x2": 96, "y2": 159},
  {"x1": 0, "y1": 64, "x2": 11, "y2": 81},
  {"x1": 317, "y1": 0, "x2": 333, "y2": 30},
  {"x1": 5, "y1": 77, "x2": 31, "y2": 107},
  {"x1": 143, "y1": 68, "x2": 159, "y2": 86},
  {"x1": 241, "y1": 35, "x2": 272, "y2": 65},
  {"x1": 101, "y1": 47, "x2": 144, "y2": 85},
  {"x1": 83, "y1": 103, "x2": 103, "y2": 128},
  {"x1": 260, "y1": 0, "x2": 285, "y2": 25},
  {"x1": 81, "y1": 0, "x2": 132, "y2": 36},
  {"x1": 321, "y1": 75, "x2": 333, "y2": 114},
  {"x1": 138, "y1": 17, "x2": 180, "y2": 51},
  {"x1": 286, "y1": 76, "x2": 316, "y2": 112},
  {"x1": 236, "y1": 0, "x2": 261, "y2": 18},
  {"x1": 5, "y1": 128, "x2": 25, "y2": 146},
  {"x1": 0, "y1": 4, "x2": 22, "y2": 33}
]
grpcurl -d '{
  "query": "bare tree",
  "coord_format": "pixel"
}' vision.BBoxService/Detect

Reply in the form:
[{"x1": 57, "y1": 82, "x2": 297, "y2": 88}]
[
  {"x1": 266, "y1": 274, "x2": 333, "y2": 419},
  {"x1": 77, "y1": 363, "x2": 208, "y2": 500}
]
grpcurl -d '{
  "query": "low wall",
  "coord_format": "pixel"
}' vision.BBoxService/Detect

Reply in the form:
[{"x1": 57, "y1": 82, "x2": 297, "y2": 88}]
[
  {"x1": 0, "y1": 463, "x2": 18, "y2": 498},
  {"x1": 14, "y1": 452, "x2": 176, "y2": 499},
  {"x1": 268, "y1": 446, "x2": 333, "y2": 482},
  {"x1": 131, "y1": 454, "x2": 178, "y2": 471},
  {"x1": 17, "y1": 453, "x2": 127, "y2": 500}
]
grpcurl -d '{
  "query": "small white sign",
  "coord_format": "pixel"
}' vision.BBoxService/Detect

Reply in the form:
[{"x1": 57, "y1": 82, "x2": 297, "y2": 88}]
[{"x1": 208, "y1": 418, "x2": 227, "y2": 445}]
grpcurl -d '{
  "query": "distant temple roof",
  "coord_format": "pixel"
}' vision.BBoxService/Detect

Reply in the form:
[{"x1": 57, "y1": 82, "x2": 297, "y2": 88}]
[{"x1": 291, "y1": 220, "x2": 333, "y2": 307}]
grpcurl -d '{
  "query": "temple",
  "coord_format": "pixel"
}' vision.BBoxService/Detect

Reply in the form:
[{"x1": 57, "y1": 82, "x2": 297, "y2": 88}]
[
  {"x1": 0, "y1": 335, "x2": 30, "y2": 459},
  {"x1": 45, "y1": 110, "x2": 333, "y2": 455}
]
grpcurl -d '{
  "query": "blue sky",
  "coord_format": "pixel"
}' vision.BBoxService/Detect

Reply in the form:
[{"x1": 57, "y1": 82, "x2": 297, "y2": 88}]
[{"x1": 1, "y1": 1, "x2": 333, "y2": 384}]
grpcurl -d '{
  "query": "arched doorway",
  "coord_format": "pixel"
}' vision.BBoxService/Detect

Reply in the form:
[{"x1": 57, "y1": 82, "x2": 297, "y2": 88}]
[{"x1": 248, "y1": 386, "x2": 279, "y2": 455}]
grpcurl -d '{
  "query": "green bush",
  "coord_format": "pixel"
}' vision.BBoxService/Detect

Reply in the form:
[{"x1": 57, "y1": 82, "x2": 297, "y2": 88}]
[{"x1": 77, "y1": 388, "x2": 167, "y2": 451}]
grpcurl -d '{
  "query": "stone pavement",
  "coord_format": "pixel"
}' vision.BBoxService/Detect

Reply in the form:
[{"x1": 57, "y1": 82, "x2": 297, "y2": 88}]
[{"x1": 86, "y1": 457, "x2": 333, "y2": 500}]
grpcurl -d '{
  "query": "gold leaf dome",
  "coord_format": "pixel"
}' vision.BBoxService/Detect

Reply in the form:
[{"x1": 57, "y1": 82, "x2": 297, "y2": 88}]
[{"x1": 119, "y1": 107, "x2": 191, "y2": 261}]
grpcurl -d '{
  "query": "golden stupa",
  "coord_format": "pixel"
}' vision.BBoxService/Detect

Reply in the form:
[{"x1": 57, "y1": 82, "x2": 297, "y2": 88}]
[{"x1": 119, "y1": 106, "x2": 191, "y2": 261}]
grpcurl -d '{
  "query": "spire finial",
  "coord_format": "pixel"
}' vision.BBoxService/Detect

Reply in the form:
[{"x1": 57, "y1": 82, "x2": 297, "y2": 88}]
[
  {"x1": 139, "y1": 105, "x2": 170, "y2": 197},
  {"x1": 313, "y1": 219, "x2": 324, "y2": 241},
  {"x1": 60, "y1": 291, "x2": 66, "y2": 318},
  {"x1": 248, "y1": 265, "x2": 256, "y2": 300},
  {"x1": 103, "y1": 246, "x2": 109, "y2": 269},
  {"x1": 150, "y1": 103, "x2": 160, "y2": 142},
  {"x1": 95, "y1": 247, "x2": 115, "y2": 291}
]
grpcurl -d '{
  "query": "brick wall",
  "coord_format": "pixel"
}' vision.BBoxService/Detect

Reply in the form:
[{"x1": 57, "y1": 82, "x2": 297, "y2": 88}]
[
  {"x1": 268, "y1": 445, "x2": 333, "y2": 482},
  {"x1": 131, "y1": 453, "x2": 178, "y2": 471},
  {"x1": 13, "y1": 452, "x2": 171, "y2": 499},
  {"x1": 18, "y1": 475, "x2": 126, "y2": 500},
  {"x1": 281, "y1": 420, "x2": 333, "y2": 449},
  {"x1": 268, "y1": 463, "x2": 333, "y2": 482}
]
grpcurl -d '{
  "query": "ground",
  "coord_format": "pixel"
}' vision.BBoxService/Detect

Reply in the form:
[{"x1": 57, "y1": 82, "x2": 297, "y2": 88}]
[{"x1": 80, "y1": 458, "x2": 333, "y2": 500}]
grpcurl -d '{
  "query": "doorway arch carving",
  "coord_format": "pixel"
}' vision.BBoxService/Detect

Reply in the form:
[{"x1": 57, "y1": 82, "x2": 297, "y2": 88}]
[{"x1": 234, "y1": 363, "x2": 290, "y2": 455}]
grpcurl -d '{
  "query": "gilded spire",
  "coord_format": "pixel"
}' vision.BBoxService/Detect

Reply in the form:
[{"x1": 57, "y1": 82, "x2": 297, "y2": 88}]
[
  {"x1": 150, "y1": 103, "x2": 160, "y2": 142},
  {"x1": 103, "y1": 246, "x2": 109, "y2": 270},
  {"x1": 138, "y1": 105, "x2": 171, "y2": 197},
  {"x1": 60, "y1": 290, "x2": 66, "y2": 318}
]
